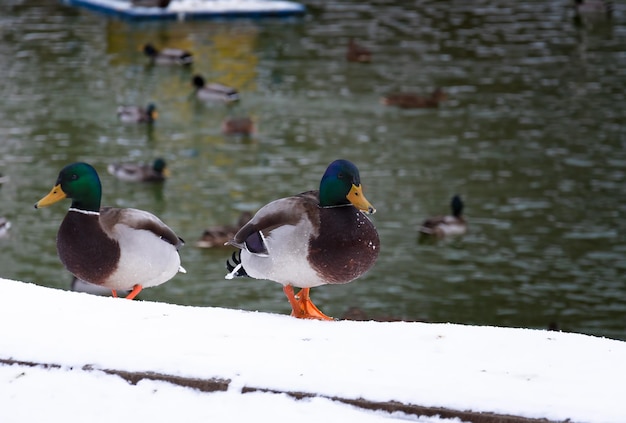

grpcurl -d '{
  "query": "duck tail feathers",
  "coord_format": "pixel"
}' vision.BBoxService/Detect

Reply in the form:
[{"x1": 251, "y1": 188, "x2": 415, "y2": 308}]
[{"x1": 225, "y1": 250, "x2": 249, "y2": 279}]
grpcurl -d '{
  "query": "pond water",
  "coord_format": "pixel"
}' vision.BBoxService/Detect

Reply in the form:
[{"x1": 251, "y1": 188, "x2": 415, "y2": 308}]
[{"x1": 1, "y1": 0, "x2": 625, "y2": 340}]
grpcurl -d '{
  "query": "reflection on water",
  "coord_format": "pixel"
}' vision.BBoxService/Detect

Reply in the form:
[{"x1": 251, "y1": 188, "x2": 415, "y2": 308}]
[{"x1": 0, "y1": 0, "x2": 625, "y2": 340}]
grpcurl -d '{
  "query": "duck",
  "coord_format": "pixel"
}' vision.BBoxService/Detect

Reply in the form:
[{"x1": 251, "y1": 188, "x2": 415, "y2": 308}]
[
  {"x1": 131, "y1": 0, "x2": 171, "y2": 8},
  {"x1": 418, "y1": 195, "x2": 467, "y2": 237},
  {"x1": 107, "y1": 158, "x2": 169, "y2": 183},
  {"x1": 142, "y1": 43, "x2": 193, "y2": 66},
  {"x1": 35, "y1": 162, "x2": 186, "y2": 300},
  {"x1": 225, "y1": 159, "x2": 380, "y2": 320},
  {"x1": 0, "y1": 216, "x2": 10, "y2": 238},
  {"x1": 572, "y1": 0, "x2": 613, "y2": 26},
  {"x1": 222, "y1": 116, "x2": 255, "y2": 136},
  {"x1": 117, "y1": 103, "x2": 158, "y2": 123},
  {"x1": 381, "y1": 88, "x2": 448, "y2": 109},
  {"x1": 346, "y1": 38, "x2": 372, "y2": 63},
  {"x1": 191, "y1": 75, "x2": 239, "y2": 104},
  {"x1": 196, "y1": 211, "x2": 253, "y2": 248}
]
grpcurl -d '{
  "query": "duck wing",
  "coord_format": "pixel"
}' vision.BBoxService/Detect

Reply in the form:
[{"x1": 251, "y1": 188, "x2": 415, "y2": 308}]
[
  {"x1": 228, "y1": 191, "x2": 318, "y2": 255},
  {"x1": 99, "y1": 207, "x2": 184, "y2": 249}
]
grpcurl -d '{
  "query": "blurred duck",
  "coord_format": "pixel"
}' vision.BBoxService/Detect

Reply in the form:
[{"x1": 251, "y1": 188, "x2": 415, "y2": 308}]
[
  {"x1": 107, "y1": 158, "x2": 170, "y2": 183},
  {"x1": 419, "y1": 195, "x2": 467, "y2": 237},
  {"x1": 192, "y1": 75, "x2": 239, "y2": 104},
  {"x1": 573, "y1": 0, "x2": 613, "y2": 25},
  {"x1": 222, "y1": 116, "x2": 255, "y2": 136},
  {"x1": 196, "y1": 211, "x2": 253, "y2": 248},
  {"x1": 117, "y1": 103, "x2": 158, "y2": 123},
  {"x1": 346, "y1": 38, "x2": 372, "y2": 63},
  {"x1": 0, "y1": 217, "x2": 11, "y2": 238},
  {"x1": 35, "y1": 162, "x2": 185, "y2": 300},
  {"x1": 381, "y1": 88, "x2": 448, "y2": 109},
  {"x1": 131, "y1": 0, "x2": 171, "y2": 8},
  {"x1": 143, "y1": 43, "x2": 193, "y2": 66}
]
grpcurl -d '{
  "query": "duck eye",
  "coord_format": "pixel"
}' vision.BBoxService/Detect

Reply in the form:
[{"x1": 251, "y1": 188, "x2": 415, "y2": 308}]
[{"x1": 71, "y1": 174, "x2": 79, "y2": 181}]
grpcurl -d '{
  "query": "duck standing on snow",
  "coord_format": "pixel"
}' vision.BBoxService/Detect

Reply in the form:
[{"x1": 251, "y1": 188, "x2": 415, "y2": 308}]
[
  {"x1": 225, "y1": 159, "x2": 380, "y2": 320},
  {"x1": 143, "y1": 43, "x2": 193, "y2": 66},
  {"x1": 117, "y1": 103, "x2": 158, "y2": 123},
  {"x1": 35, "y1": 162, "x2": 186, "y2": 300},
  {"x1": 419, "y1": 195, "x2": 467, "y2": 237},
  {"x1": 381, "y1": 88, "x2": 448, "y2": 109},
  {"x1": 191, "y1": 75, "x2": 239, "y2": 104},
  {"x1": 107, "y1": 158, "x2": 169, "y2": 183}
]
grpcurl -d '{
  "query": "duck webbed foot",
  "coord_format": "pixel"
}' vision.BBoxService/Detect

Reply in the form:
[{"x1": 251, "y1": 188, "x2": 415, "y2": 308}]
[{"x1": 283, "y1": 285, "x2": 334, "y2": 321}]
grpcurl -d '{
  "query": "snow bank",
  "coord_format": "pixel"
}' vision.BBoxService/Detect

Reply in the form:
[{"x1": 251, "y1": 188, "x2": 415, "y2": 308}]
[{"x1": 1, "y1": 278, "x2": 624, "y2": 423}]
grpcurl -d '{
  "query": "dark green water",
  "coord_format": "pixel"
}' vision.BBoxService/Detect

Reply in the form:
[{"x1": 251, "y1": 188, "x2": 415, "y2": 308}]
[{"x1": 1, "y1": 0, "x2": 625, "y2": 340}]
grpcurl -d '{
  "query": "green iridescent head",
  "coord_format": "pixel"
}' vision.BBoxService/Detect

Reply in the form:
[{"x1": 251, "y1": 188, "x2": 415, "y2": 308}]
[
  {"x1": 319, "y1": 159, "x2": 375, "y2": 214},
  {"x1": 35, "y1": 162, "x2": 102, "y2": 212}
]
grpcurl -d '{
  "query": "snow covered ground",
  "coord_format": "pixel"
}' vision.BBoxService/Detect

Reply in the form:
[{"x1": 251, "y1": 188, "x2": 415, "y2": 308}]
[{"x1": 1, "y1": 277, "x2": 624, "y2": 423}]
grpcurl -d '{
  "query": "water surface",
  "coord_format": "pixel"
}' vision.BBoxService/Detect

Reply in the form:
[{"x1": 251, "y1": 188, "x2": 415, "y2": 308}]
[{"x1": 0, "y1": 0, "x2": 624, "y2": 340}]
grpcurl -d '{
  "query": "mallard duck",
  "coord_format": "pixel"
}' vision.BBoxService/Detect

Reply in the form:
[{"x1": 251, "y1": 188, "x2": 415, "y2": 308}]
[
  {"x1": 143, "y1": 43, "x2": 193, "y2": 66},
  {"x1": 196, "y1": 211, "x2": 253, "y2": 248},
  {"x1": 0, "y1": 217, "x2": 10, "y2": 238},
  {"x1": 346, "y1": 38, "x2": 372, "y2": 63},
  {"x1": 117, "y1": 103, "x2": 158, "y2": 123},
  {"x1": 381, "y1": 88, "x2": 448, "y2": 109},
  {"x1": 192, "y1": 75, "x2": 239, "y2": 104},
  {"x1": 225, "y1": 159, "x2": 380, "y2": 320},
  {"x1": 419, "y1": 195, "x2": 467, "y2": 237},
  {"x1": 573, "y1": 0, "x2": 613, "y2": 18},
  {"x1": 131, "y1": 0, "x2": 171, "y2": 8},
  {"x1": 222, "y1": 116, "x2": 255, "y2": 136},
  {"x1": 572, "y1": 0, "x2": 613, "y2": 26},
  {"x1": 35, "y1": 162, "x2": 185, "y2": 300},
  {"x1": 107, "y1": 158, "x2": 169, "y2": 183}
]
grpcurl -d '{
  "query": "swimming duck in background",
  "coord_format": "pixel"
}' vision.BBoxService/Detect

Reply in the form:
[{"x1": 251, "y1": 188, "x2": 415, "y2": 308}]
[
  {"x1": 143, "y1": 43, "x2": 193, "y2": 66},
  {"x1": 222, "y1": 116, "x2": 255, "y2": 136},
  {"x1": 35, "y1": 162, "x2": 186, "y2": 300},
  {"x1": 196, "y1": 211, "x2": 253, "y2": 249},
  {"x1": 191, "y1": 75, "x2": 240, "y2": 104},
  {"x1": 107, "y1": 158, "x2": 169, "y2": 183},
  {"x1": 131, "y1": 0, "x2": 171, "y2": 8},
  {"x1": 225, "y1": 159, "x2": 380, "y2": 320},
  {"x1": 572, "y1": 0, "x2": 613, "y2": 25},
  {"x1": 0, "y1": 217, "x2": 11, "y2": 238},
  {"x1": 346, "y1": 38, "x2": 372, "y2": 63},
  {"x1": 117, "y1": 103, "x2": 158, "y2": 123},
  {"x1": 381, "y1": 88, "x2": 448, "y2": 109},
  {"x1": 419, "y1": 195, "x2": 467, "y2": 237}
]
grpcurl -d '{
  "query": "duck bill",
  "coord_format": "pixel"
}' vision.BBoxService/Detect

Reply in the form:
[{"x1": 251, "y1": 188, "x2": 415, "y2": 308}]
[
  {"x1": 347, "y1": 184, "x2": 376, "y2": 214},
  {"x1": 35, "y1": 184, "x2": 67, "y2": 208},
  {"x1": 162, "y1": 167, "x2": 171, "y2": 178}
]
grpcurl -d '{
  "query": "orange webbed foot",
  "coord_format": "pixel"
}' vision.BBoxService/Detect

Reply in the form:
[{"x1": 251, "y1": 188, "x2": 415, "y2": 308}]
[{"x1": 283, "y1": 286, "x2": 334, "y2": 321}]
